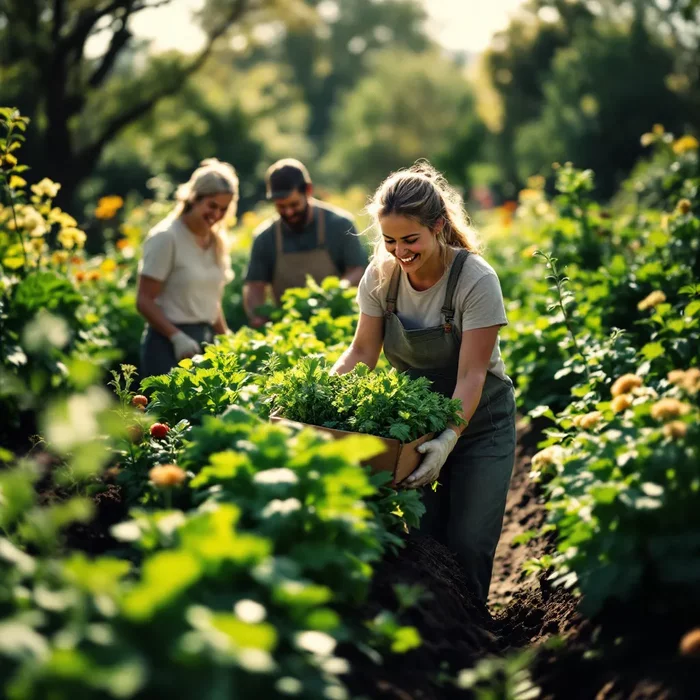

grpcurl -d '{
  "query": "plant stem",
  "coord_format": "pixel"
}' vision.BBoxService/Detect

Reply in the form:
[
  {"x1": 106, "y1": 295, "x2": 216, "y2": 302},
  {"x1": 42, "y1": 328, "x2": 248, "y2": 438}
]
[{"x1": 547, "y1": 254, "x2": 592, "y2": 384}]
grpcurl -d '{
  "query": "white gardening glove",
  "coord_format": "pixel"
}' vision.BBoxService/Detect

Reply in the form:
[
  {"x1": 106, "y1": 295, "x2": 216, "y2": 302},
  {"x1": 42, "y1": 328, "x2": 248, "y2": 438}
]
[
  {"x1": 170, "y1": 330, "x2": 201, "y2": 360},
  {"x1": 403, "y1": 428, "x2": 460, "y2": 489}
]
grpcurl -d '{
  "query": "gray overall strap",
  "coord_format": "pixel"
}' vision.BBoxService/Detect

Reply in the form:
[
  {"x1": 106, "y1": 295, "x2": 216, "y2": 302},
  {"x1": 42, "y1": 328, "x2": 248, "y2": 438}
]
[
  {"x1": 441, "y1": 249, "x2": 470, "y2": 332},
  {"x1": 384, "y1": 264, "x2": 402, "y2": 318}
]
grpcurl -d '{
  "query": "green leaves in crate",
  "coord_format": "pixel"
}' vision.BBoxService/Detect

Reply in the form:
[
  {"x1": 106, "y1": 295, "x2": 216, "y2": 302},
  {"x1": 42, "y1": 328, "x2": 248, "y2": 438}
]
[{"x1": 262, "y1": 357, "x2": 463, "y2": 442}]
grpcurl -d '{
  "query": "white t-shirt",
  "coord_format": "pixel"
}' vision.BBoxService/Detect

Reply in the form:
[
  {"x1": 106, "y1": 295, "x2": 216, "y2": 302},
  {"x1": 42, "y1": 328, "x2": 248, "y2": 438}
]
[
  {"x1": 139, "y1": 217, "x2": 233, "y2": 325},
  {"x1": 357, "y1": 250, "x2": 509, "y2": 380}
]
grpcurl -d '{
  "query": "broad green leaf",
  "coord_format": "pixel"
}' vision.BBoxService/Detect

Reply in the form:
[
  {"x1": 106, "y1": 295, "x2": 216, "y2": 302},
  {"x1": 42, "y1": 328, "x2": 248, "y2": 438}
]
[
  {"x1": 640, "y1": 342, "x2": 665, "y2": 361},
  {"x1": 122, "y1": 551, "x2": 202, "y2": 621}
]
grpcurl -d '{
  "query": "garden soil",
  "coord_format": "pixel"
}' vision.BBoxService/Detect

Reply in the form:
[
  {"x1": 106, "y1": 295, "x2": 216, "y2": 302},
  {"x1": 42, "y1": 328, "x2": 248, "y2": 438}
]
[{"x1": 342, "y1": 417, "x2": 700, "y2": 700}]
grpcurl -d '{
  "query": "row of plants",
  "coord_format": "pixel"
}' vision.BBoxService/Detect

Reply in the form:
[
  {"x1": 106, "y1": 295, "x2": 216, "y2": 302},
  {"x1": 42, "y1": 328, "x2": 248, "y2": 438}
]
[
  {"x1": 501, "y1": 132, "x2": 700, "y2": 616},
  {"x1": 1, "y1": 108, "x2": 442, "y2": 698},
  {"x1": 3, "y1": 98, "x2": 700, "y2": 695}
]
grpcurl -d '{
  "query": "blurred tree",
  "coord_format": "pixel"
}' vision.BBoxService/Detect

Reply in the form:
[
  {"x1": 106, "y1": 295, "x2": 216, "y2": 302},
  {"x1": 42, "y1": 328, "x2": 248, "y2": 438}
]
[
  {"x1": 85, "y1": 57, "x2": 311, "y2": 212},
  {"x1": 241, "y1": 0, "x2": 430, "y2": 150},
  {"x1": 321, "y1": 49, "x2": 480, "y2": 189},
  {"x1": 476, "y1": 0, "x2": 699, "y2": 197},
  {"x1": 476, "y1": 1, "x2": 596, "y2": 197},
  {"x1": 514, "y1": 19, "x2": 686, "y2": 196},
  {"x1": 0, "y1": 0, "x2": 310, "y2": 205}
]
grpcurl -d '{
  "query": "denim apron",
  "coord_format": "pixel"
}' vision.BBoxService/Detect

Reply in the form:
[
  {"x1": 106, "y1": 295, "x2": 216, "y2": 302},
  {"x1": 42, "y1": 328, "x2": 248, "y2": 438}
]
[{"x1": 383, "y1": 249, "x2": 516, "y2": 603}]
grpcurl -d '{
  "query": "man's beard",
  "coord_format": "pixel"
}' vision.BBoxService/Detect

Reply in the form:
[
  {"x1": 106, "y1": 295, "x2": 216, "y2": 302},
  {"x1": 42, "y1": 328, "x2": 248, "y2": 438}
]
[{"x1": 281, "y1": 202, "x2": 309, "y2": 232}]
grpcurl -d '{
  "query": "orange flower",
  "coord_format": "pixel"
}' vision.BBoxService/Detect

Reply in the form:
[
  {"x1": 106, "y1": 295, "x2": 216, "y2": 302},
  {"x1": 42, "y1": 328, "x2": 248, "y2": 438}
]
[
  {"x1": 663, "y1": 421, "x2": 687, "y2": 439},
  {"x1": 637, "y1": 291, "x2": 666, "y2": 311},
  {"x1": 149, "y1": 464, "x2": 187, "y2": 487},
  {"x1": 650, "y1": 398, "x2": 691, "y2": 422},
  {"x1": 116, "y1": 238, "x2": 130, "y2": 250},
  {"x1": 577, "y1": 411, "x2": 603, "y2": 430},
  {"x1": 95, "y1": 195, "x2": 124, "y2": 220},
  {"x1": 611, "y1": 374, "x2": 643, "y2": 397},
  {"x1": 611, "y1": 394, "x2": 633, "y2": 413}
]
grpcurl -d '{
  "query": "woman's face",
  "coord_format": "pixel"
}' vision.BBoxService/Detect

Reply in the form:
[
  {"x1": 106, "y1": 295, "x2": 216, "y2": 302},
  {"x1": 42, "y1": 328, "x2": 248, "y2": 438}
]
[
  {"x1": 191, "y1": 194, "x2": 233, "y2": 230},
  {"x1": 380, "y1": 214, "x2": 440, "y2": 273}
]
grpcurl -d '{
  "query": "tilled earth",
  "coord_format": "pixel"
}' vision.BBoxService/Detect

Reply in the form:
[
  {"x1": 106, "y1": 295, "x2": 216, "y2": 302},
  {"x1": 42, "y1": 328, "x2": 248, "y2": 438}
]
[{"x1": 343, "y1": 418, "x2": 700, "y2": 699}]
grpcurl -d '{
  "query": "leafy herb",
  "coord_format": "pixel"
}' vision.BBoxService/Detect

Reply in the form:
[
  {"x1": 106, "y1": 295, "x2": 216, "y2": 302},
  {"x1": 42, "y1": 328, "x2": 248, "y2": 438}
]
[{"x1": 262, "y1": 357, "x2": 464, "y2": 442}]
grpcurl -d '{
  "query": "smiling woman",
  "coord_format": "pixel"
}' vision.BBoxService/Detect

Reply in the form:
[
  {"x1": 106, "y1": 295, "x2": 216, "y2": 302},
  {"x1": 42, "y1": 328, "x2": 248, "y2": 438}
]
[
  {"x1": 136, "y1": 158, "x2": 239, "y2": 378},
  {"x1": 331, "y1": 161, "x2": 515, "y2": 604}
]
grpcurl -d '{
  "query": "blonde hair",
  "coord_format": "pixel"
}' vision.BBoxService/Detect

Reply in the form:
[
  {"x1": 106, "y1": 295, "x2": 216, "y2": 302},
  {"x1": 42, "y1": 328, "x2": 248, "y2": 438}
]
[
  {"x1": 367, "y1": 161, "x2": 480, "y2": 287},
  {"x1": 172, "y1": 158, "x2": 239, "y2": 270}
]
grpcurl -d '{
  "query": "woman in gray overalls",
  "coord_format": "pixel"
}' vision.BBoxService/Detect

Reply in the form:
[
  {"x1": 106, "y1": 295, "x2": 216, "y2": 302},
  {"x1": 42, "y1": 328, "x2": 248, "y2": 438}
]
[{"x1": 332, "y1": 163, "x2": 516, "y2": 603}]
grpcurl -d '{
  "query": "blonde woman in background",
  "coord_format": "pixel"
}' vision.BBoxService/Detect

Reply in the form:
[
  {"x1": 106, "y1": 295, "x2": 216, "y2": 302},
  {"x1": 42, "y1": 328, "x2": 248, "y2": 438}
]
[
  {"x1": 137, "y1": 159, "x2": 239, "y2": 377},
  {"x1": 332, "y1": 162, "x2": 516, "y2": 605}
]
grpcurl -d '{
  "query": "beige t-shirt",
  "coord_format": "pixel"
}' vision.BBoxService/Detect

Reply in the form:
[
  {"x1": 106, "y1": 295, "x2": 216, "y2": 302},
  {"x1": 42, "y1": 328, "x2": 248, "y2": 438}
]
[
  {"x1": 357, "y1": 250, "x2": 509, "y2": 380},
  {"x1": 139, "y1": 217, "x2": 233, "y2": 325}
]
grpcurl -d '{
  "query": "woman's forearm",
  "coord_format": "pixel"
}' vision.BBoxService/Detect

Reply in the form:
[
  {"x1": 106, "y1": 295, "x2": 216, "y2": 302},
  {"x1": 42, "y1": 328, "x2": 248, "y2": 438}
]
[
  {"x1": 450, "y1": 370, "x2": 488, "y2": 435},
  {"x1": 212, "y1": 306, "x2": 228, "y2": 335},
  {"x1": 331, "y1": 345, "x2": 378, "y2": 376},
  {"x1": 137, "y1": 296, "x2": 179, "y2": 339}
]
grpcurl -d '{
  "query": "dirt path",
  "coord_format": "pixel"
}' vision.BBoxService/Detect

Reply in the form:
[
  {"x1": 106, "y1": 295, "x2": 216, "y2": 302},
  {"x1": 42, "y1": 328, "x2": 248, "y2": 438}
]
[{"x1": 347, "y1": 417, "x2": 700, "y2": 699}]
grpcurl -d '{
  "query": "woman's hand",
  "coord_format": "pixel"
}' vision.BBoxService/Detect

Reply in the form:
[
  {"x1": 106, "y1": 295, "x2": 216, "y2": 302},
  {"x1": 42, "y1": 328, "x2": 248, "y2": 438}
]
[
  {"x1": 331, "y1": 313, "x2": 384, "y2": 375},
  {"x1": 170, "y1": 331, "x2": 201, "y2": 359},
  {"x1": 403, "y1": 428, "x2": 460, "y2": 488}
]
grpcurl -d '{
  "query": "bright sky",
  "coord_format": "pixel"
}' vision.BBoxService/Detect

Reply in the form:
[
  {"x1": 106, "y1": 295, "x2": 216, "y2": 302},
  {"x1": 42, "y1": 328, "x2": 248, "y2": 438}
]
[{"x1": 88, "y1": 0, "x2": 525, "y2": 57}]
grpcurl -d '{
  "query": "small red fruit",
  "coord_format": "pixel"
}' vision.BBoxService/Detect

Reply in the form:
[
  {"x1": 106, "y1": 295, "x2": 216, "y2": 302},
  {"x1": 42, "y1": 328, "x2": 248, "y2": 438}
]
[
  {"x1": 132, "y1": 395, "x2": 148, "y2": 407},
  {"x1": 150, "y1": 423, "x2": 170, "y2": 439}
]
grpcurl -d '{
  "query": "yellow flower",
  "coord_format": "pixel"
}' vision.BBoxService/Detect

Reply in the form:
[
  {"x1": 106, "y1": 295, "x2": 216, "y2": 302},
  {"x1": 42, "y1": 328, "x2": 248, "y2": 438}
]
[
  {"x1": 676, "y1": 199, "x2": 692, "y2": 215},
  {"x1": 650, "y1": 398, "x2": 691, "y2": 422},
  {"x1": 0, "y1": 153, "x2": 18, "y2": 169},
  {"x1": 518, "y1": 188, "x2": 541, "y2": 202},
  {"x1": 578, "y1": 411, "x2": 603, "y2": 430},
  {"x1": 100, "y1": 258, "x2": 117, "y2": 274},
  {"x1": 611, "y1": 374, "x2": 643, "y2": 397},
  {"x1": 611, "y1": 394, "x2": 633, "y2": 413},
  {"x1": 15, "y1": 205, "x2": 48, "y2": 237},
  {"x1": 31, "y1": 178, "x2": 61, "y2": 199},
  {"x1": 521, "y1": 244, "x2": 538, "y2": 259},
  {"x1": 95, "y1": 195, "x2": 124, "y2": 220},
  {"x1": 683, "y1": 368, "x2": 700, "y2": 393},
  {"x1": 48, "y1": 208, "x2": 78, "y2": 228},
  {"x1": 640, "y1": 132, "x2": 655, "y2": 147},
  {"x1": 637, "y1": 290, "x2": 666, "y2": 311},
  {"x1": 9, "y1": 175, "x2": 26, "y2": 189},
  {"x1": 531, "y1": 445, "x2": 564, "y2": 470},
  {"x1": 663, "y1": 421, "x2": 687, "y2": 439},
  {"x1": 149, "y1": 464, "x2": 187, "y2": 487},
  {"x1": 87, "y1": 270, "x2": 101, "y2": 282},
  {"x1": 58, "y1": 226, "x2": 87, "y2": 250},
  {"x1": 653, "y1": 124, "x2": 665, "y2": 136},
  {"x1": 51, "y1": 251, "x2": 69, "y2": 266},
  {"x1": 673, "y1": 136, "x2": 699, "y2": 155}
]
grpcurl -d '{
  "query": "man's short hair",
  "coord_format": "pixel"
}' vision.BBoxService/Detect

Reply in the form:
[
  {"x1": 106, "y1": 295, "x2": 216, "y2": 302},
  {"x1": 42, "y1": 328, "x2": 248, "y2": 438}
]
[{"x1": 265, "y1": 158, "x2": 312, "y2": 199}]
